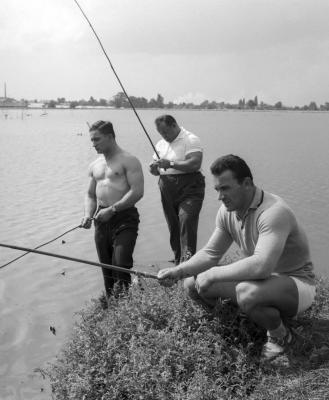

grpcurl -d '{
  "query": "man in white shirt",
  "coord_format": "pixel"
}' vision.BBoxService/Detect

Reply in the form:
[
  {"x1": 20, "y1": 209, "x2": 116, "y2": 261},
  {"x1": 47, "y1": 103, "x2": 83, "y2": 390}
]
[{"x1": 149, "y1": 115, "x2": 205, "y2": 264}]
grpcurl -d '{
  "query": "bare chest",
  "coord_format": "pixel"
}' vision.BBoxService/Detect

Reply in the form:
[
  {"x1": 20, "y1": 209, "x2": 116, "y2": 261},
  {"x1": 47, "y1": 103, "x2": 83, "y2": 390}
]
[{"x1": 93, "y1": 160, "x2": 125, "y2": 183}]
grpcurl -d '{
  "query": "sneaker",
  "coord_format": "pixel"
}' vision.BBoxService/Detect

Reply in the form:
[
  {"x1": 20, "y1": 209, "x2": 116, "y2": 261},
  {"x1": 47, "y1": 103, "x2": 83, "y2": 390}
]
[{"x1": 260, "y1": 328, "x2": 293, "y2": 362}]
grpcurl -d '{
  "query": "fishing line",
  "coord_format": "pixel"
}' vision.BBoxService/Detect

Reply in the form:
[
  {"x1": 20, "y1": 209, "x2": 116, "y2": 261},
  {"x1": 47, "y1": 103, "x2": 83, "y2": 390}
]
[
  {"x1": 0, "y1": 224, "x2": 81, "y2": 269},
  {"x1": 0, "y1": 243, "x2": 158, "y2": 279},
  {"x1": 73, "y1": 0, "x2": 160, "y2": 159}
]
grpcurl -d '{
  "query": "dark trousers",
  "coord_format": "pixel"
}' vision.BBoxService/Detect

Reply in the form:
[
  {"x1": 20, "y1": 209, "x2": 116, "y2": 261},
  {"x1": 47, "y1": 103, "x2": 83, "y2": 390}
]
[
  {"x1": 94, "y1": 207, "x2": 139, "y2": 296},
  {"x1": 158, "y1": 172, "x2": 205, "y2": 264}
]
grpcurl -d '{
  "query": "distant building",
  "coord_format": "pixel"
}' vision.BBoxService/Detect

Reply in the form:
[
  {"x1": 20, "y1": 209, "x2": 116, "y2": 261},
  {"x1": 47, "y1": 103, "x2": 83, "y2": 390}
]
[
  {"x1": 0, "y1": 97, "x2": 27, "y2": 108},
  {"x1": 0, "y1": 83, "x2": 27, "y2": 108},
  {"x1": 56, "y1": 102, "x2": 70, "y2": 109},
  {"x1": 27, "y1": 102, "x2": 46, "y2": 109}
]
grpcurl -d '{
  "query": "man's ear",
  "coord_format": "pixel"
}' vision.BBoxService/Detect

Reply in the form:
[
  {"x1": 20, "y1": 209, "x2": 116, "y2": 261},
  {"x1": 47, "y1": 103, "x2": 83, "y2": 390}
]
[{"x1": 243, "y1": 176, "x2": 253, "y2": 188}]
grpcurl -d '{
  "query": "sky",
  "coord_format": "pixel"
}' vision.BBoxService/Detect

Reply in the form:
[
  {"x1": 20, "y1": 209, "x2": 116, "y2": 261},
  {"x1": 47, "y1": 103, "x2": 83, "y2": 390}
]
[{"x1": 1, "y1": 0, "x2": 329, "y2": 106}]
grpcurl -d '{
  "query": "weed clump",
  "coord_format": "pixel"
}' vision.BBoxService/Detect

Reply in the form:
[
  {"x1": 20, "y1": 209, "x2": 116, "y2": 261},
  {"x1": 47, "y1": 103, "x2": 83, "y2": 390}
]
[{"x1": 45, "y1": 277, "x2": 329, "y2": 400}]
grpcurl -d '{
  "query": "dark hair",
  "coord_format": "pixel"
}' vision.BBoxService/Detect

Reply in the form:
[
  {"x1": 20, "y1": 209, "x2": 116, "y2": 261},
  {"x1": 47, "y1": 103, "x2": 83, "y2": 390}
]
[
  {"x1": 210, "y1": 154, "x2": 253, "y2": 183},
  {"x1": 89, "y1": 120, "x2": 115, "y2": 138},
  {"x1": 155, "y1": 115, "x2": 177, "y2": 127}
]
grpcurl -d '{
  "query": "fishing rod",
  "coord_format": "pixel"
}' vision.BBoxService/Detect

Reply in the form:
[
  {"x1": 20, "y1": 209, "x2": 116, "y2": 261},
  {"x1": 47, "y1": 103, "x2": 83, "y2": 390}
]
[
  {"x1": 0, "y1": 243, "x2": 158, "y2": 280},
  {"x1": 0, "y1": 224, "x2": 82, "y2": 269},
  {"x1": 73, "y1": 0, "x2": 160, "y2": 159}
]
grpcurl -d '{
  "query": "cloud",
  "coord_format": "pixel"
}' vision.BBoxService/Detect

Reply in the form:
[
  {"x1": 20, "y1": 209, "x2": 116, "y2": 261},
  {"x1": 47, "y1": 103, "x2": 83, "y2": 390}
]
[
  {"x1": 75, "y1": 0, "x2": 329, "y2": 56},
  {"x1": 1, "y1": 0, "x2": 329, "y2": 104}
]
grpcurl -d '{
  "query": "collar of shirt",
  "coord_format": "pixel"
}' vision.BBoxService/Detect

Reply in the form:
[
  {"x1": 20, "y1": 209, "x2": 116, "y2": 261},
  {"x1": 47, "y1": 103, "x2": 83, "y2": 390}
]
[
  {"x1": 236, "y1": 186, "x2": 264, "y2": 226},
  {"x1": 171, "y1": 127, "x2": 185, "y2": 143}
]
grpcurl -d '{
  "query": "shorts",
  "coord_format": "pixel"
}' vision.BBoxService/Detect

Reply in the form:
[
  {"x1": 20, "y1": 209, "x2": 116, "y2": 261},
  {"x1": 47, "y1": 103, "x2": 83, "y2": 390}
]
[{"x1": 290, "y1": 276, "x2": 316, "y2": 315}]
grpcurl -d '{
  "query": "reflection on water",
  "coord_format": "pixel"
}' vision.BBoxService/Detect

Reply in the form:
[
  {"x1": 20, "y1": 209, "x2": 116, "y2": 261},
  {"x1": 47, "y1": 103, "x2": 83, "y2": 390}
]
[{"x1": 0, "y1": 109, "x2": 328, "y2": 397}]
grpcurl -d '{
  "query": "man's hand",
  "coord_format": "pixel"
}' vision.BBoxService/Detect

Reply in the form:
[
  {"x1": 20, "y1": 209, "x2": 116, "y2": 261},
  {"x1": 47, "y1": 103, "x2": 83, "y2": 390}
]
[
  {"x1": 149, "y1": 161, "x2": 160, "y2": 176},
  {"x1": 195, "y1": 269, "x2": 215, "y2": 293},
  {"x1": 94, "y1": 207, "x2": 115, "y2": 223},
  {"x1": 157, "y1": 267, "x2": 181, "y2": 287},
  {"x1": 154, "y1": 158, "x2": 171, "y2": 170},
  {"x1": 80, "y1": 216, "x2": 93, "y2": 229}
]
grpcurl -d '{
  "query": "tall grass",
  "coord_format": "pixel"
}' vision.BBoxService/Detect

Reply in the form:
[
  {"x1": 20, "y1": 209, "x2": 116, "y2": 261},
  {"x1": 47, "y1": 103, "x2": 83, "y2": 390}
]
[{"x1": 45, "y1": 277, "x2": 329, "y2": 399}]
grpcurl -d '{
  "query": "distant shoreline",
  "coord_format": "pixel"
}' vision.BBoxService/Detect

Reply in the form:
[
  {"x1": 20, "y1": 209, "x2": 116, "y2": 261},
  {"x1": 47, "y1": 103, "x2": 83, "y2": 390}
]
[{"x1": 1, "y1": 106, "x2": 329, "y2": 113}]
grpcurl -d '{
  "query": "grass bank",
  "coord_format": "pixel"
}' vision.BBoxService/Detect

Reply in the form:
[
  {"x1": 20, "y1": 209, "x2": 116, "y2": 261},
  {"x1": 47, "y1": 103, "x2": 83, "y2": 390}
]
[{"x1": 44, "y1": 275, "x2": 329, "y2": 399}]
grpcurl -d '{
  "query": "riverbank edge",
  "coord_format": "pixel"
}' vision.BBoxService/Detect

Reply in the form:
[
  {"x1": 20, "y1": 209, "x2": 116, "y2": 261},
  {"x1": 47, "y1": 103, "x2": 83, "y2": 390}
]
[{"x1": 43, "y1": 272, "x2": 329, "y2": 399}]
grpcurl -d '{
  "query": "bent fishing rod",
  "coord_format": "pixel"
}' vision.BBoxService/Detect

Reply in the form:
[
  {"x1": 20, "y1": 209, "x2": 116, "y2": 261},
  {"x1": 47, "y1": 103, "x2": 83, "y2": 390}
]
[
  {"x1": 0, "y1": 243, "x2": 158, "y2": 280},
  {"x1": 0, "y1": 224, "x2": 82, "y2": 269},
  {"x1": 73, "y1": 0, "x2": 160, "y2": 159}
]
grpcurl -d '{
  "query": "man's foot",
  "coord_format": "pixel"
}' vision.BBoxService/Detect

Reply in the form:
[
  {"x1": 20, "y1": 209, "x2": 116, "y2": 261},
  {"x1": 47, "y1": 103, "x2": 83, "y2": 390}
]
[{"x1": 260, "y1": 328, "x2": 293, "y2": 362}]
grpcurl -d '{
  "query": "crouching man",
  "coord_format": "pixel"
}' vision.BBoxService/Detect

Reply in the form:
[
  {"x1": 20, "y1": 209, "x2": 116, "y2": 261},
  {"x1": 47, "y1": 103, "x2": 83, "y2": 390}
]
[{"x1": 158, "y1": 154, "x2": 316, "y2": 362}]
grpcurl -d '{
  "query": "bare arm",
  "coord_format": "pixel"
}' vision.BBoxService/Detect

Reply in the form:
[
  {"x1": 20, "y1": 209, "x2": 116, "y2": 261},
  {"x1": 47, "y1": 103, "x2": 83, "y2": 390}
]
[
  {"x1": 81, "y1": 169, "x2": 97, "y2": 228},
  {"x1": 198, "y1": 207, "x2": 291, "y2": 287},
  {"x1": 158, "y1": 226, "x2": 232, "y2": 283},
  {"x1": 154, "y1": 151, "x2": 202, "y2": 173}
]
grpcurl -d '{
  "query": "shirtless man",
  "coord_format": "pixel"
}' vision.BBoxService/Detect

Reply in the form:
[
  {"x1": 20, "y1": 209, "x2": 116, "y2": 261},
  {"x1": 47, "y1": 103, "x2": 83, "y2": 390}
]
[{"x1": 81, "y1": 120, "x2": 144, "y2": 296}]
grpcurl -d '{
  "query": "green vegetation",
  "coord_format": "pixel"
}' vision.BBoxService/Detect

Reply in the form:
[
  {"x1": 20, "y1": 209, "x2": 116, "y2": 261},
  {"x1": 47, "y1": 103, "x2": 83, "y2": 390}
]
[{"x1": 44, "y1": 275, "x2": 329, "y2": 399}]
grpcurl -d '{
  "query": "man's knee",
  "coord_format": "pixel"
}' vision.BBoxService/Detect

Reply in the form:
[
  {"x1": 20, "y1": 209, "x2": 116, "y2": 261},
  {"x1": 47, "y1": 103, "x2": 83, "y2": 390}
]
[
  {"x1": 179, "y1": 200, "x2": 201, "y2": 222},
  {"x1": 236, "y1": 281, "x2": 260, "y2": 313}
]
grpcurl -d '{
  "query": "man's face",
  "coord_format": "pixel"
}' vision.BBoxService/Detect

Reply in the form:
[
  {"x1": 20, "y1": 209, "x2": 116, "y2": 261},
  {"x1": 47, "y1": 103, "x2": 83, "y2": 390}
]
[
  {"x1": 213, "y1": 170, "x2": 250, "y2": 213},
  {"x1": 156, "y1": 122, "x2": 177, "y2": 142},
  {"x1": 90, "y1": 130, "x2": 112, "y2": 153}
]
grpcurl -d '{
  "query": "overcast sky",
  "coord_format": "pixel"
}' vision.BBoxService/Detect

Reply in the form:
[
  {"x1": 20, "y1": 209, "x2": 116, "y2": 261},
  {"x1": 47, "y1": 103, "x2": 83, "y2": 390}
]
[{"x1": 1, "y1": 0, "x2": 329, "y2": 105}]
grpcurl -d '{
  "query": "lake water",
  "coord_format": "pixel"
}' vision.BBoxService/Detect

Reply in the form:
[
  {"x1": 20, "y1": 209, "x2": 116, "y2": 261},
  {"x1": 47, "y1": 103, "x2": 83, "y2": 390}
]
[{"x1": 0, "y1": 109, "x2": 328, "y2": 398}]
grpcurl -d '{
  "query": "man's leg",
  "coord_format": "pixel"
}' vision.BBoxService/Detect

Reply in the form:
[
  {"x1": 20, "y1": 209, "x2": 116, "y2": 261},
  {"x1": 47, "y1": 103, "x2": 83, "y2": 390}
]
[
  {"x1": 160, "y1": 189, "x2": 181, "y2": 264},
  {"x1": 191, "y1": 272, "x2": 298, "y2": 327},
  {"x1": 235, "y1": 276, "x2": 298, "y2": 361},
  {"x1": 184, "y1": 276, "x2": 238, "y2": 307},
  {"x1": 178, "y1": 173, "x2": 205, "y2": 262},
  {"x1": 193, "y1": 272, "x2": 299, "y2": 360},
  {"x1": 178, "y1": 197, "x2": 204, "y2": 262},
  {"x1": 235, "y1": 276, "x2": 298, "y2": 329},
  {"x1": 94, "y1": 221, "x2": 114, "y2": 297},
  {"x1": 111, "y1": 228, "x2": 138, "y2": 293}
]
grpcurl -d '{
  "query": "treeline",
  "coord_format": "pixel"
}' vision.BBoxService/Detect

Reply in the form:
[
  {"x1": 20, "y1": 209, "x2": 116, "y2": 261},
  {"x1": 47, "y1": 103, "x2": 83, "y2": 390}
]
[{"x1": 44, "y1": 92, "x2": 329, "y2": 111}]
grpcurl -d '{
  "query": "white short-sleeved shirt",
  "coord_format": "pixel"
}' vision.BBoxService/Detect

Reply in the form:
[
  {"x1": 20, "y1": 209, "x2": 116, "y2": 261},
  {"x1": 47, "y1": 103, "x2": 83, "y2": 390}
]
[{"x1": 153, "y1": 127, "x2": 203, "y2": 175}]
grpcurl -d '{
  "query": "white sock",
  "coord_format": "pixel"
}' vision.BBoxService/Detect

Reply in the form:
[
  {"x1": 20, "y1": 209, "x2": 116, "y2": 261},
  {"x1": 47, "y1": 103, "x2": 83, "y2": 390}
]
[{"x1": 268, "y1": 321, "x2": 286, "y2": 338}]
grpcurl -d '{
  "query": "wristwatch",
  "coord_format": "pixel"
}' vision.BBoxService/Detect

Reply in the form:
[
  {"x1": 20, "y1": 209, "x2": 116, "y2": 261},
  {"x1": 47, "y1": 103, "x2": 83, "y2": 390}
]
[{"x1": 169, "y1": 161, "x2": 175, "y2": 168}]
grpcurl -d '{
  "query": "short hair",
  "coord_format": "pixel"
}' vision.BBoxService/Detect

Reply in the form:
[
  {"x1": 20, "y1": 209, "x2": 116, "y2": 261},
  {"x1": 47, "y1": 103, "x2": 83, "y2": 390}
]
[
  {"x1": 89, "y1": 120, "x2": 115, "y2": 138},
  {"x1": 155, "y1": 115, "x2": 177, "y2": 127},
  {"x1": 210, "y1": 154, "x2": 253, "y2": 183}
]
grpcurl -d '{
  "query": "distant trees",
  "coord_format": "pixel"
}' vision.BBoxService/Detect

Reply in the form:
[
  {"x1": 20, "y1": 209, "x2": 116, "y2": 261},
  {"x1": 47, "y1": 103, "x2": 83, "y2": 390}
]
[
  {"x1": 238, "y1": 98, "x2": 245, "y2": 109},
  {"x1": 320, "y1": 102, "x2": 329, "y2": 111},
  {"x1": 112, "y1": 92, "x2": 129, "y2": 108},
  {"x1": 69, "y1": 101, "x2": 79, "y2": 108},
  {"x1": 48, "y1": 100, "x2": 57, "y2": 108},
  {"x1": 246, "y1": 99, "x2": 256, "y2": 109},
  {"x1": 40, "y1": 93, "x2": 329, "y2": 111},
  {"x1": 308, "y1": 101, "x2": 318, "y2": 111}
]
